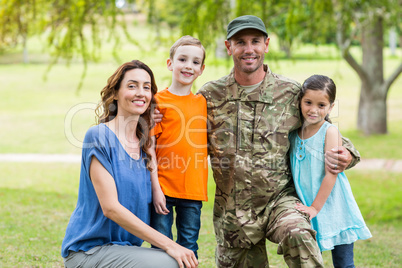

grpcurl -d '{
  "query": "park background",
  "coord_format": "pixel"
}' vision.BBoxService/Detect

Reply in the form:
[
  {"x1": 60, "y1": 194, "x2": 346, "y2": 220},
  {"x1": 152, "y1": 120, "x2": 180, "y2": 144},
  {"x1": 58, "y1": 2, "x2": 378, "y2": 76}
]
[{"x1": 0, "y1": 1, "x2": 401, "y2": 267}]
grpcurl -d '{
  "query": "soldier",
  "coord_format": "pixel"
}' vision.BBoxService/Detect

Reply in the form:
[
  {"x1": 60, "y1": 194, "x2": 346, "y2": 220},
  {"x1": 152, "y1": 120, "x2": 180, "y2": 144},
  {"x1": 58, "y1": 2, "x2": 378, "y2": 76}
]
[{"x1": 197, "y1": 15, "x2": 360, "y2": 267}]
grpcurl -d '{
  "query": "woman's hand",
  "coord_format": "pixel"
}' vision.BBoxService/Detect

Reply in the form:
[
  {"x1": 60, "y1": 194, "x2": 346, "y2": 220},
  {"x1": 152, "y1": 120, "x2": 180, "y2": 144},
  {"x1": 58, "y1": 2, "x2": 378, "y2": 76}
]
[
  {"x1": 295, "y1": 203, "x2": 318, "y2": 220},
  {"x1": 166, "y1": 244, "x2": 198, "y2": 268}
]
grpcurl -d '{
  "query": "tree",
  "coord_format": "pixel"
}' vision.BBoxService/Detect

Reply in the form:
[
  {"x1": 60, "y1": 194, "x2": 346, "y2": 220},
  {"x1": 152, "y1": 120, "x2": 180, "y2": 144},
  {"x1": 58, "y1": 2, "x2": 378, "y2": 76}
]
[
  {"x1": 1, "y1": 0, "x2": 140, "y2": 88},
  {"x1": 0, "y1": 0, "x2": 50, "y2": 63},
  {"x1": 1, "y1": 0, "x2": 400, "y2": 134},
  {"x1": 176, "y1": 0, "x2": 402, "y2": 135},
  {"x1": 330, "y1": 0, "x2": 402, "y2": 135}
]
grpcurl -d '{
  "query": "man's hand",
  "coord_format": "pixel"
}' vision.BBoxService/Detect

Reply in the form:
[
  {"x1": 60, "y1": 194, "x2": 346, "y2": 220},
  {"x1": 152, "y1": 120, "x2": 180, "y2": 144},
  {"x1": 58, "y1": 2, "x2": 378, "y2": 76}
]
[
  {"x1": 325, "y1": 146, "x2": 352, "y2": 174},
  {"x1": 153, "y1": 109, "x2": 163, "y2": 124}
]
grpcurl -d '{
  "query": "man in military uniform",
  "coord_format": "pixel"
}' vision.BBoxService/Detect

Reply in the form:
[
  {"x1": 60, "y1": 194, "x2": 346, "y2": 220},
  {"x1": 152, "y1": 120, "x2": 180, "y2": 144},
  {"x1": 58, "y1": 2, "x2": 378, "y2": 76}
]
[{"x1": 197, "y1": 15, "x2": 360, "y2": 267}]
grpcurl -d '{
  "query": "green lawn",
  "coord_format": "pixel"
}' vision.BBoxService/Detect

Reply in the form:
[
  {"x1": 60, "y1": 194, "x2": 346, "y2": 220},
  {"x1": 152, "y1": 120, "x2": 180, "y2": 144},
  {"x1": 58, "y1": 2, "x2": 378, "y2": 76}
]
[
  {"x1": 342, "y1": 124, "x2": 402, "y2": 159},
  {"x1": 1, "y1": 20, "x2": 401, "y2": 268},
  {"x1": 1, "y1": 58, "x2": 401, "y2": 156},
  {"x1": 1, "y1": 25, "x2": 402, "y2": 156},
  {"x1": 0, "y1": 164, "x2": 401, "y2": 267}
]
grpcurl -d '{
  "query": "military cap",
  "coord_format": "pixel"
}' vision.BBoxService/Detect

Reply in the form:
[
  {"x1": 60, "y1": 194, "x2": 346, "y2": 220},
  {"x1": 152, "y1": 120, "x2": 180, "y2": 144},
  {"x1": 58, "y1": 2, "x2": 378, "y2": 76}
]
[{"x1": 227, "y1": 15, "x2": 268, "y2": 39}]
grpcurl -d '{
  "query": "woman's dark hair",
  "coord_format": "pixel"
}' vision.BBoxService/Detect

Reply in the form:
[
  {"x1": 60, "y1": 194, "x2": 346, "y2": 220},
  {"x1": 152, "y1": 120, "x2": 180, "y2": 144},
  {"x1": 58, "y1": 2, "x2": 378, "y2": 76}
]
[
  {"x1": 300, "y1": 74, "x2": 336, "y2": 123},
  {"x1": 95, "y1": 60, "x2": 157, "y2": 171}
]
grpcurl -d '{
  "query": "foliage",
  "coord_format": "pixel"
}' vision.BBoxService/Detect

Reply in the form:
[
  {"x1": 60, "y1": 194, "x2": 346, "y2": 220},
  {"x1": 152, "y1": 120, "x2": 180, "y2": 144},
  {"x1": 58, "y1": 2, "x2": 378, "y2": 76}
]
[
  {"x1": 0, "y1": 0, "x2": 50, "y2": 55},
  {"x1": 173, "y1": 0, "x2": 402, "y2": 134},
  {"x1": 1, "y1": 0, "x2": 401, "y2": 131},
  {"x1": 1, "y1": 41, "x2": 401, "y2": 154},
  {"x1": 0, "y1": 0, "x2": 141, "y2": 88},
  {"x1": 328, "y1": 0, "x2": 402, "y2": 134},
  {"x1": 1, "y1": 0, "x2": 400, "y2": 64}
]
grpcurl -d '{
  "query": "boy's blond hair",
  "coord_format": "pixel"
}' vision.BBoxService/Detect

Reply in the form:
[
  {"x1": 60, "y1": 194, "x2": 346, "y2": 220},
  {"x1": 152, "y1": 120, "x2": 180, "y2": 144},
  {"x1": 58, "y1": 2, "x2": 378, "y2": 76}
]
[{"x1": 169, "y1": 35, "x2": 206, "y2": 65}]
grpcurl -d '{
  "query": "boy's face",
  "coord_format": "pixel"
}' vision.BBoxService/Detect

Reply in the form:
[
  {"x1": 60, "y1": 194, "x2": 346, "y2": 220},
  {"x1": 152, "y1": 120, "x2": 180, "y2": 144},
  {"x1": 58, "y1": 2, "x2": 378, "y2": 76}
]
[{"x1": 167, "y1": 45, "x2": 205, "y2": 86}]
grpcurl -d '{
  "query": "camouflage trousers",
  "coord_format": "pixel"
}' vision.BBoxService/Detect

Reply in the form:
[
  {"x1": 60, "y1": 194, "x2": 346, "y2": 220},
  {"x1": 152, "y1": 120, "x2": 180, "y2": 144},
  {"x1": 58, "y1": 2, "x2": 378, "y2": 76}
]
[{"x1": 216, "y1": 195, "x2": 323, "y2": 268}]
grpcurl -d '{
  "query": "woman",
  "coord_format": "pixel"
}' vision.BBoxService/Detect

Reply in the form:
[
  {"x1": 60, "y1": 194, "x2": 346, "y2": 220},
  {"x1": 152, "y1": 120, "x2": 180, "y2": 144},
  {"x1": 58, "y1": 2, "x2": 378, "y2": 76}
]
[{"x1": 61, "y1": 60, "x2": 198, "y2": 268}]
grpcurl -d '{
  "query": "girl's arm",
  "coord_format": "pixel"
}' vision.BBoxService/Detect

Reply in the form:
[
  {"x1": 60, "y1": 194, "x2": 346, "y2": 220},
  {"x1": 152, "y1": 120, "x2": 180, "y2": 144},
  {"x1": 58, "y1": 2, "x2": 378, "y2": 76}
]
[
  {"x1": 149, "y1": 136, "x2": 169, "y2": 215},
  {"x1": 90, "y1": 156, "x2": 197, "y2": 268},
  {"x1": 296, "y1": 126, "x2": 342, "y2": 219}
]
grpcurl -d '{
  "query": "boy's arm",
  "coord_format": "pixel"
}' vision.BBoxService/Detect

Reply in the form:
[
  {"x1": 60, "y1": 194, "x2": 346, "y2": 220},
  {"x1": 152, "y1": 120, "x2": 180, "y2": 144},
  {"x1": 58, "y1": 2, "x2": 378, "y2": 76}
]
[{"x1": 149, "y1": 136, "x2": 169, "y2": 215}]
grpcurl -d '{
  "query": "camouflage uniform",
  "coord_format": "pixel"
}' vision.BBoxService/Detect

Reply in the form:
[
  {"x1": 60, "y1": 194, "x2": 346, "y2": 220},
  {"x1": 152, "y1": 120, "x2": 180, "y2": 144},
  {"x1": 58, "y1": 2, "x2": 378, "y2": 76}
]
[{"x1": 198, "y1": 65, "x2": 359, "y2": 268}]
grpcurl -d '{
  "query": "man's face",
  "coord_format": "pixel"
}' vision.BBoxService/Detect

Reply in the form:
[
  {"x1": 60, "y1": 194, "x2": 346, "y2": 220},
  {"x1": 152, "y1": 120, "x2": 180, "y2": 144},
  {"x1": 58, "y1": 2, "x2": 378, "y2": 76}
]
[{"x1": 225, "y1": 29, "x2": 270, "y2": 74}]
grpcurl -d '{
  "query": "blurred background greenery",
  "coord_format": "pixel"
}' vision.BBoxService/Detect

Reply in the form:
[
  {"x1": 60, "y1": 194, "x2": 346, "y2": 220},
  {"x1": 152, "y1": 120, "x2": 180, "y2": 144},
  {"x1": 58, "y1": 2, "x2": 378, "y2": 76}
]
[{"x1": 0, "y1": 0, "x2": 401, "y2": 267}]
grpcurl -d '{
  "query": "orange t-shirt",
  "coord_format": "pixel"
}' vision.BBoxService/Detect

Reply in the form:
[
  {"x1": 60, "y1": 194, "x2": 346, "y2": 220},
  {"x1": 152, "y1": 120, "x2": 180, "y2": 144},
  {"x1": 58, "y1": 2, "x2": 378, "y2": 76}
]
[{"x1": 153, "y1": 88, "x2": 208, "y2": 201}]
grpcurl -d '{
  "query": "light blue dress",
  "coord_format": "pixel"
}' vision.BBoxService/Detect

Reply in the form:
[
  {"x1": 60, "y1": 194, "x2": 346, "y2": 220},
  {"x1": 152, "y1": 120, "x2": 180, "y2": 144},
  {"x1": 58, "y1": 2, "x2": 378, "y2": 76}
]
[{"x1": 289, "y1": 121, "x2": 372, "y2": 251}]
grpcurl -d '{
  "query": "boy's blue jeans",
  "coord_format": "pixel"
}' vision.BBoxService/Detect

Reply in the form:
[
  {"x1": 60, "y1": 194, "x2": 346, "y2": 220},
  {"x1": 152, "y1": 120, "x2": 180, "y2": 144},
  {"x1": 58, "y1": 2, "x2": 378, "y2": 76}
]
[
  {"x1": 150, "y1": 196, "x2": 202, "y2": 258},
  {"x1": 331, "y1": 243, "x2": 355, "y2": 268}
]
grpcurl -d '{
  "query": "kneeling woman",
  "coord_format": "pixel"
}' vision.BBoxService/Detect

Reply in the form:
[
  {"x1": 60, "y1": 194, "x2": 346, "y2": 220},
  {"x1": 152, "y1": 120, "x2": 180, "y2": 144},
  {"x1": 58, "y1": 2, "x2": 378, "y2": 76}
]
[{"x1": 61, "y1": 60, "x2": 198, "y2": 268}]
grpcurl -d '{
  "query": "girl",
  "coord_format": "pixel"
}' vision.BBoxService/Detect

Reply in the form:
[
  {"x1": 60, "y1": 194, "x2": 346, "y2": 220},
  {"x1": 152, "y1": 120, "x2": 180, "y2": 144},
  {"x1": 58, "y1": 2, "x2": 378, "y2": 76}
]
[
  {"x1": 289, "y1": 75, "x2": 371, "y2": 268},
  {"x1": 61, "y1": 60, "x2": 198, "y2": 268}
]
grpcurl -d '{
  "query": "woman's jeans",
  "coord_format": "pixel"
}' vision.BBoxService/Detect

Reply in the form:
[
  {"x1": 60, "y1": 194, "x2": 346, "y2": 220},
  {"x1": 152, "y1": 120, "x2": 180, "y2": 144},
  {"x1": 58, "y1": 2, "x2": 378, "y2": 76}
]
[
  {"x1": 331, "y1": 243, "x2": 355, "y2": 268},
  {"x1": 151, "y1": 196, "x2": 202, "y2": 258}
]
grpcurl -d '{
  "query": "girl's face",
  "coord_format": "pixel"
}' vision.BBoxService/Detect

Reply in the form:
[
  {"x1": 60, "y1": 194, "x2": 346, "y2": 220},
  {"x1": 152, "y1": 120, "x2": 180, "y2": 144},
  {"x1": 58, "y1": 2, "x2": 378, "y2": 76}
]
[
  {"x1": 300, "y1": 89, "x2": 334, "y2": 127},
  {"x1": 114, "y1": 68, "x2": 153, "y2": 118}
]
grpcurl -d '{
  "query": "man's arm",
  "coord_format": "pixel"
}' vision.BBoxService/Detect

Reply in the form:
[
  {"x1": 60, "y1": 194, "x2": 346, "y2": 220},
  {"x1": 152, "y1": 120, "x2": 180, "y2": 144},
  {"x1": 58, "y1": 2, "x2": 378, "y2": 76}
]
[
  {"x1": 341, "y1": 136, "x2": 361, "y2": 168},
  {"x1": 325, "y1": 136, "x2": 361, "y2": 174},
  {"x1": 153, "y1": 108, "x2": 163, "y2": 124}
]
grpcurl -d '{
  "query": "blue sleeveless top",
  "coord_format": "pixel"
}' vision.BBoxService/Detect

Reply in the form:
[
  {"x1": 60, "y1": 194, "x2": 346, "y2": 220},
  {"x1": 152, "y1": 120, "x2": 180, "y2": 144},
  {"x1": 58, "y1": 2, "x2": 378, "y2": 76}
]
[
  {"x1": 61, "y1": 123, "x2": 152, "y2": 257},
  {"x1": 289, "y1": 121, "x2": 371, "y2": 251}
]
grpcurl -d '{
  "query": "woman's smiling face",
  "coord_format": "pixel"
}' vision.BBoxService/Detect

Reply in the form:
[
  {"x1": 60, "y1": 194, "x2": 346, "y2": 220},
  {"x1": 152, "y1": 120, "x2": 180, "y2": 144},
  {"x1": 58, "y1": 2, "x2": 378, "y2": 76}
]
[{"x1": 115, "y1": 68, "x2": 152, "y2": 118}]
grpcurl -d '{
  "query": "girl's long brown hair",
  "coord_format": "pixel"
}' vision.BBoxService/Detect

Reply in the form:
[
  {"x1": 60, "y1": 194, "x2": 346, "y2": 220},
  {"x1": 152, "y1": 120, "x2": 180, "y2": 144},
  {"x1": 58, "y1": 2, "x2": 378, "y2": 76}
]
[{"x1": 95, "y1": 60, "x2": 158, "y2": 171}]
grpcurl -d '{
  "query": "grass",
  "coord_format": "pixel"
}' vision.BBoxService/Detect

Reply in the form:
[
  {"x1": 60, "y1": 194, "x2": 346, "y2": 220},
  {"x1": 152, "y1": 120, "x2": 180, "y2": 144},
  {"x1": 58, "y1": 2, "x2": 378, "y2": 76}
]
[
  {"x1": 342, "y1": 123, "x2": 402, "y2": 159},
  {"x1": 0, "y1": 163, "x2": 401, "y2": 267},
  {"x1": 1, "y1": 16, "x2": 401, "y2": 268},
  {"x1": 1, "y1": 58, "x2": 401, "y2": 156},
  {"x1": 0, "y1": 163, "x2": 78, "y2": 267}
]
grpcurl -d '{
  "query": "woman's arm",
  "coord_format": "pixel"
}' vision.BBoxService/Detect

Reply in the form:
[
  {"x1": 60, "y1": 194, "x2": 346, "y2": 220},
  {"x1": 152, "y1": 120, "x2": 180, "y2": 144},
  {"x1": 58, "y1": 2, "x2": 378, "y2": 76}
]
[
  {"x1": 90, "y1": 156, "x2": 197, "y2": 268},
  {"x1": 149, "y1": 136, "x2": 169, "y2": 215},
  {"x1": 296, "y1": 126, "x2": 341, "y2": 219}
]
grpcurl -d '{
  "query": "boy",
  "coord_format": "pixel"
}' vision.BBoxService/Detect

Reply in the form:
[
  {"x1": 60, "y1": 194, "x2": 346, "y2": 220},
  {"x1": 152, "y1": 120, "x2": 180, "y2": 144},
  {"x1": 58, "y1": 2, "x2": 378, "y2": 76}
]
[{"x1": 150, "y1": 35, "x2": 208, "y2": 259}]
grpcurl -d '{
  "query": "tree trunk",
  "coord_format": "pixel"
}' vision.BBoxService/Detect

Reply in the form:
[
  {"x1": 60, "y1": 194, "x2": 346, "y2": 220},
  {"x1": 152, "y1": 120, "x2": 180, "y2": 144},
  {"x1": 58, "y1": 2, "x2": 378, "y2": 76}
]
[
  {"x1": 23, "y1": 33, "x2": 29, "y2": 64},
  {"x1": 357, "y1": 79, "x2": 387, "y2": 135},
  {"x1": 389, "y1": 28, "x2": 397, "y2": 56},
  {"x1": 357, "y1": 16, "x2": 387, "y2": 134},
  {"x1": 280, "y1": 42, "x2": 292, "y2": 58}
]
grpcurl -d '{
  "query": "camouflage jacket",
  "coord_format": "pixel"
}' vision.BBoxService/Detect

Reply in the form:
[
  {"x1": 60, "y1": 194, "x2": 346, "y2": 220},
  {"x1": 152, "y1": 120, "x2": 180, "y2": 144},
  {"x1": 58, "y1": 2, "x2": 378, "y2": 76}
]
[
  {"x1": 198, "y1": 65, "x2": 360, "y2": 248},
  {"x1": 198, "y1": 65, "x2": 301, "y2": 248}
]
